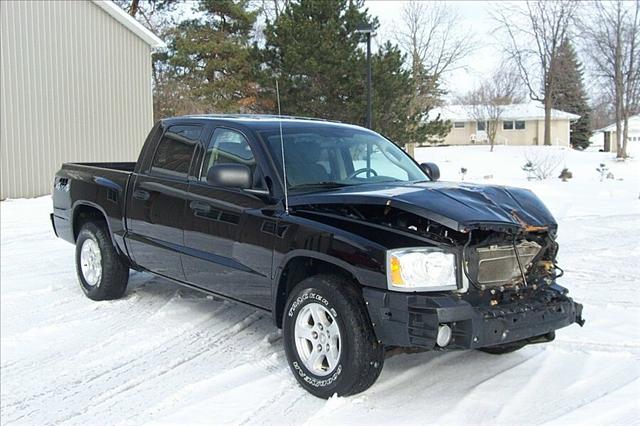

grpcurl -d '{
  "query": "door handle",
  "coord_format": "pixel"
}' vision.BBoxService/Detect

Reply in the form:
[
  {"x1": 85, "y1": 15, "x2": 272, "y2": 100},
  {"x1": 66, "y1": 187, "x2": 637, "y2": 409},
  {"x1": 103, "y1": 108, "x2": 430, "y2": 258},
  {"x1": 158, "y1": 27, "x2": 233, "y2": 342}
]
[
  {"x1": 190, "y1": 200, "x2": 211, "y2": 214},
  {"x1": 133, "y1": 189, "x2": 150, "y2": 201}
]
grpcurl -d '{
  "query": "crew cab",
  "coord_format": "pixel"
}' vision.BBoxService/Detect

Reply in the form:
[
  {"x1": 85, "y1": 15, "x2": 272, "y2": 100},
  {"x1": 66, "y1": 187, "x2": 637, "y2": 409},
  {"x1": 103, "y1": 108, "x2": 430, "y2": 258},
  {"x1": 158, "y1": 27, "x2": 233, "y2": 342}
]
[{"x1": 51, "y1": 115, "x2": 584, "y2": 398}]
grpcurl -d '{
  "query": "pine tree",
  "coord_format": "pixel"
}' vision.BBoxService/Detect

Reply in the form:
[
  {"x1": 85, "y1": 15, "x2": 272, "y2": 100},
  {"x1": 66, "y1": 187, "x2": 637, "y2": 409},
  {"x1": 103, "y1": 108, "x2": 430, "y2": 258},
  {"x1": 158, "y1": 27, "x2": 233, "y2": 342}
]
[
  {"x1": 552, "y1": 41, "x2": 593, "y2": 150},
  {"x1": 165, "y1": 0, "x2": 259, "y2": 113},
  {"x1": 370, "y1": 42, "x2": 433, "y2": 144},
  {"x1": 259, "y1": 0, "x2": 445, "y2": 146},
  {"x1": 260, "y1": 0, "x2": 371, "y2": 124}
]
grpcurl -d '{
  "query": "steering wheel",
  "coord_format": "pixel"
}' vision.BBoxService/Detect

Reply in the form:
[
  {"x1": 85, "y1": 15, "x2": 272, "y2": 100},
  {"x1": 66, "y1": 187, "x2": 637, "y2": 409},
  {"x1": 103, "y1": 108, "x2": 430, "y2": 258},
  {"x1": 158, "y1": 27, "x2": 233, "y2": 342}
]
[{"x1": 347, "y1": 167, "x2": 378, "y2": 180}]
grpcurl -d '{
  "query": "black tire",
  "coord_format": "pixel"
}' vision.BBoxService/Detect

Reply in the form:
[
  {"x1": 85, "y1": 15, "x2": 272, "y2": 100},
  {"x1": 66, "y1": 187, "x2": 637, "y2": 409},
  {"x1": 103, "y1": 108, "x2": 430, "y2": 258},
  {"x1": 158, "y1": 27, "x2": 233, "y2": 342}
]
[
  {"x1": 75, "y1": 221, "x2": 129, "y2": 301},
  {"x1": 282, "y1": 275, "x2": 384, "y2": 399},
  {"x1": 478, "y1": 342, "x2": 526, "y2": 355}
]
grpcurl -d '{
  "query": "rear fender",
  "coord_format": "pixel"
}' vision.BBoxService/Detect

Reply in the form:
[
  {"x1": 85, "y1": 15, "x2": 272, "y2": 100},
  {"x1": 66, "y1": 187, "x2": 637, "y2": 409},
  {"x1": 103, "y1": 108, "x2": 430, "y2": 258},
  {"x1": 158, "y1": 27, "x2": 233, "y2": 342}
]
[{"x1": 72, "y1": 201, "x2": 128, "y2": 258}]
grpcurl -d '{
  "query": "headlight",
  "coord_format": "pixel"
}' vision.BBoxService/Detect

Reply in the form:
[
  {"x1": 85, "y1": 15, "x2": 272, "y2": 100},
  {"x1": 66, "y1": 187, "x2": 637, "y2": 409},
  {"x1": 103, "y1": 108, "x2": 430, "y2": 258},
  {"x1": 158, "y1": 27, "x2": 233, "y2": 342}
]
[{"x1": 386, "y1": 248, "x2": 458, "y2": 292}]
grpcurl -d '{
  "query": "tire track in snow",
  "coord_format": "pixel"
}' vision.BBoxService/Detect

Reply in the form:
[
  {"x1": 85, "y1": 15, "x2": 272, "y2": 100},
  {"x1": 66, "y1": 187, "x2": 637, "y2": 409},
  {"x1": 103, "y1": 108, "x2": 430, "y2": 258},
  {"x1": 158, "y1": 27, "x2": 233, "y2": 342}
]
[
  {"x1": 49, "y1": 312, "x2": 267, "y2": 425},
  {"x1": 1, "y1": 283, "x2": 182, "y2": 376},
  {"x1": 552, "y1": 339, "x2": 640, "y2": 354},
  {"x1": 491, "y1": 348, "x2": 640, "y2": 424},
  {"x1": 0, "y1": 295, "x2": 253, "y2": 424},
  {"x1": 542, "y1": 377, "x2": 640, "y2": 425}
]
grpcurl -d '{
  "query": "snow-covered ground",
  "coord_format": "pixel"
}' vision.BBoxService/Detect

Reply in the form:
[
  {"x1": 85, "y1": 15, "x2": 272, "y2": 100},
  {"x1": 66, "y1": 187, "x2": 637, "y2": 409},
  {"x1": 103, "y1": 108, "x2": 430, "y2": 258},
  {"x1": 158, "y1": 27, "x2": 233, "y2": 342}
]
[{"x1": 1, "y1": 145, "x2": 639, "y2": 425}]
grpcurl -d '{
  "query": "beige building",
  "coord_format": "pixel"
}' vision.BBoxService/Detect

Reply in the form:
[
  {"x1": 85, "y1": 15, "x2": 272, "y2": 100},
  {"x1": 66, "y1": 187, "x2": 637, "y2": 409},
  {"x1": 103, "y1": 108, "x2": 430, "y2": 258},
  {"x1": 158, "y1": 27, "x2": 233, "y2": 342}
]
[
  {"x1": 595, "y1": 115, "x2": 640, "y2": 153},
  {"x1": 428, "y1": 103, "x2": 580, "y2": 147},
  {"x1": 0, "y1": 0, "x2": 164, "y2": 199}
]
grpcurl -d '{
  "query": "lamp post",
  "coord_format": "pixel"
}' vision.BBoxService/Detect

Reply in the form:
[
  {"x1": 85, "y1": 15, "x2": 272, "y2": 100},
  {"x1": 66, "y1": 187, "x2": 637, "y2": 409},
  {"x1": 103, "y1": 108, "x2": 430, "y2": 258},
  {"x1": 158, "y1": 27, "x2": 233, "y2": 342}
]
[{"x1": 356, "y1": 23, "x2": 374, "y2": 129}]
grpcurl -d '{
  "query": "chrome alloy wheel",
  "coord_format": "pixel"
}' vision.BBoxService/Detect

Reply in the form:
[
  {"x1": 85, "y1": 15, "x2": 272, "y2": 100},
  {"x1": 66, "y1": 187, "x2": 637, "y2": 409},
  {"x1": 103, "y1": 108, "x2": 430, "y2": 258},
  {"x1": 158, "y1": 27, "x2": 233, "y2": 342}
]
[
  {"x1": 294, "y1": 302, "x2": 342, "y2": 376},
  {"x1": 80, "y1": 238, "x2": 102, "y2": 286}
]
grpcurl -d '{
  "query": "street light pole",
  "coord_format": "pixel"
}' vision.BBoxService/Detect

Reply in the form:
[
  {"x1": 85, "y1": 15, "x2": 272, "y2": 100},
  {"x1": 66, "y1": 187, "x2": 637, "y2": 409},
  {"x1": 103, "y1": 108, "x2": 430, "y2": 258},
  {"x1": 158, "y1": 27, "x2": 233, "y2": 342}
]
[
  {"x1": 356, "y1": 23, "x2": 374, "y2": 129},
  {"x1": 366, "y1": 31, "x2": 372, "y2": 129}
]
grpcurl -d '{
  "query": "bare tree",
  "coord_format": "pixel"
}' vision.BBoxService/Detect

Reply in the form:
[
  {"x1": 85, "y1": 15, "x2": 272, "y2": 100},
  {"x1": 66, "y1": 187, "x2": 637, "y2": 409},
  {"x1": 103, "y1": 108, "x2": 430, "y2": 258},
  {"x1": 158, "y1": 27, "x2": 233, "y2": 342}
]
[
  {"x1": 255, "y1": 0, "x2": 291, "y2": 22},
  {"x1": 459, "y1": 67, "x2": 525, "y2": 152},
  {"x1": 493, "y1": 0, "x2": 577, "y2": 146},
  {"x1": 580, "y1": 0, "x2": 640, "y2": 158},
  {"x1": 394, "y1": 1, "x2": 474, "y2": 151},
  {"x1": 395, "y1": 2, "x2": 475, "y2": 81},
  {"x1": 590, "y1": 90, "x2": 616, "y2": 130},
  {"x1": 113, "y1": 0, "x2": 175, "y2": 32}
]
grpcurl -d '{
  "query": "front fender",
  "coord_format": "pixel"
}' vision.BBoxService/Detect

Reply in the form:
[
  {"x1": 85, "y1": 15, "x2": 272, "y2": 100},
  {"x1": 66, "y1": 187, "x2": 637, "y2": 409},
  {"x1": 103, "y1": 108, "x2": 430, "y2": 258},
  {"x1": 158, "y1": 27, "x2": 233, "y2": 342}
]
[
  {"x1": 270, "y1": 213, "x2": 390, "y2": 325},
  {"x1": 273, "y1": 249, "x2": 380, "y2": 292}
]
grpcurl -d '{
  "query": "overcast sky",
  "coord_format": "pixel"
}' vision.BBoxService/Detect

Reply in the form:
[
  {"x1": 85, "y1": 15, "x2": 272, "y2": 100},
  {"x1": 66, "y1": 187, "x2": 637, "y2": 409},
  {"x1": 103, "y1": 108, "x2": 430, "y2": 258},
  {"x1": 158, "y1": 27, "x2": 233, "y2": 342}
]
[{"x1": 364, "y1": 1, "x2": 505, "y2": 99}]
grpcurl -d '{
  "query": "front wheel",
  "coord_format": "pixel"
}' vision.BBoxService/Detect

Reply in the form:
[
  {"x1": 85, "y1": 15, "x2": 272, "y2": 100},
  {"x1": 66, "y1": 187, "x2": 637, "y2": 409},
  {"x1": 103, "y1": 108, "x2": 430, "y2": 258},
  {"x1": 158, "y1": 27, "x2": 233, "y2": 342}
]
[
  {"x1": 75, "y1": 221, "x2": 129, "y2": 301},
  {"x1": 282, "y1": 275, "x2": 384, "y2": 398}
]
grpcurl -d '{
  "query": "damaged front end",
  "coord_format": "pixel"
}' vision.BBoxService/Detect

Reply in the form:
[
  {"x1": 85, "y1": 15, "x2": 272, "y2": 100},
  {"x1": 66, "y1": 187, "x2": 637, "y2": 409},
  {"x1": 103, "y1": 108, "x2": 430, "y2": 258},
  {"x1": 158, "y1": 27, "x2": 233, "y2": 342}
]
[{"x1": 294, "y1": 197, "x2": 585, "y2": 351}]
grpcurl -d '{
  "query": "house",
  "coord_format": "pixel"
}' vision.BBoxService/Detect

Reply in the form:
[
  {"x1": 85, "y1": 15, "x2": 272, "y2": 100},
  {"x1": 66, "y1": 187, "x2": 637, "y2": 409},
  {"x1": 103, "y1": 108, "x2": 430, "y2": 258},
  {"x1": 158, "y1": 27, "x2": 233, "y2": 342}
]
[
  {"x1": 0, "y1": 1, "x2": 164, "y2": 199},
  {"x1": 594, "y1": 115, "x2": 640, "y2": 153},
  {"x1": 427, "y1": 102, "x2": 580, "y2": 147}
]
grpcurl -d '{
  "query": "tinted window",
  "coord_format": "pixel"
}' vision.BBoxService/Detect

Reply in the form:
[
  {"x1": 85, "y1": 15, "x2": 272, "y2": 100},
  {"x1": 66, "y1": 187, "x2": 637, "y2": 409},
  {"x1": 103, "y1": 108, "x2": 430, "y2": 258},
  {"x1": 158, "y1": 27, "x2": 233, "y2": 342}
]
[
  {"x1": 454, "y1": 122, "x2": 465, "y2": 128},
  {"x1": 477, "y1": 121, "x2": 487, "y2": 131},
  {"x1": 201, "y1": 128, "x2": 263, "y2": 188},
  {"x1": 503, "y1": 121, "x2": 514, "y2": 130},
  {"x1": 151, "y1": 125, "x2": 201, "y2": 177},
  {"x1": 260, "y1": 125, "x2": 426, "y2": 190},
  {"x1": 515, "y1": 120, "x2": 526, "y2": 130}
]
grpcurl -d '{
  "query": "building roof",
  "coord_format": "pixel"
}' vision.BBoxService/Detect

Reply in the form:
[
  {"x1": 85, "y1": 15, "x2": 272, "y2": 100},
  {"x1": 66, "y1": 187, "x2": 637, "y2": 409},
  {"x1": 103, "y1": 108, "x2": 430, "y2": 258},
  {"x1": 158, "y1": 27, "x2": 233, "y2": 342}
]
[
  {"x1": 92, "y1": 1, "x2": 165, "y2": 48},
  {"x1": 427, "y1": 102, "x2": 581, "y2": 122},
  {"x1": 595, "y1": 115, "x2": 640, "y2": 133}
]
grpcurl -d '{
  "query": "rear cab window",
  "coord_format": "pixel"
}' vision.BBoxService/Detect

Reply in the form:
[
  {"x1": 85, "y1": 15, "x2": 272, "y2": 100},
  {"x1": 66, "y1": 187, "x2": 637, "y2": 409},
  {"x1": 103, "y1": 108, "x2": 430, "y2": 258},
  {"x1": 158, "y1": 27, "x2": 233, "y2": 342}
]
[{"x1": 150, "y1": 125, "x2": 202, "y2": 178}]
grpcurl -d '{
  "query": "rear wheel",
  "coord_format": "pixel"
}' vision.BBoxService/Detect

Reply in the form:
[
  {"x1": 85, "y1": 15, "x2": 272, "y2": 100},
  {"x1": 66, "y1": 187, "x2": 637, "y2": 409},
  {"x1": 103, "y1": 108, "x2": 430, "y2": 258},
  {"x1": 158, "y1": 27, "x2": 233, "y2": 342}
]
[
  {"x1": 282, "y1": 275, "x2": 384, "y2": 399},
  {"x1": 75, "y1": 221, "x2": 129, "y2": 301}
]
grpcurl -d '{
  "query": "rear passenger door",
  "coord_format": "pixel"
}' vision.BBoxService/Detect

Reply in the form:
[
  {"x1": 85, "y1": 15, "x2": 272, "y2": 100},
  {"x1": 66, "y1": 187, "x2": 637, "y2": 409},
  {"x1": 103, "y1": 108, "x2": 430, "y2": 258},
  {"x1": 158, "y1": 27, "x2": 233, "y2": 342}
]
[
  {"x1": 182, "y1": 126, "x2": 275, "y2": 308},
  {"x1": 126, "y1": 124, "x2": 204, "y2": 280}
]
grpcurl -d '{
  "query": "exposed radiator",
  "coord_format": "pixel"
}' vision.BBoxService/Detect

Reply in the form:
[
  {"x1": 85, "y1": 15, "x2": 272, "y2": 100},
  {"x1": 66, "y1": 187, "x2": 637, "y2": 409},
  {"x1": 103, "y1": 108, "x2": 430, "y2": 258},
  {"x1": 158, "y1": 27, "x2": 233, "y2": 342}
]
[{"x1": 470, "y1": 240, "x2": 542, "y2": 288}]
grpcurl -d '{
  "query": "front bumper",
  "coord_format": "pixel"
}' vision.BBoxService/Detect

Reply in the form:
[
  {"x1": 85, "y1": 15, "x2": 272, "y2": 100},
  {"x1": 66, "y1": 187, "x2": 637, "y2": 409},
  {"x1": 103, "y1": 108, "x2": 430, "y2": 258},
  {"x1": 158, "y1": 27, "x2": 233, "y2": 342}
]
[{"x1": 363, "y1": 284, "x2": 584, "y2": 350}]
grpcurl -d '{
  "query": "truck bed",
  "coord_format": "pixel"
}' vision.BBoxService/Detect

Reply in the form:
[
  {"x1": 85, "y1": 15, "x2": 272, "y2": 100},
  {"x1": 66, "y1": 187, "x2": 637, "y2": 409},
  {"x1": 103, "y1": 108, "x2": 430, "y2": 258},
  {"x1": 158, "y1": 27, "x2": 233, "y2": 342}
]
[{"x1": 51, "y1": 162, "x2": 136, "y2": 252}]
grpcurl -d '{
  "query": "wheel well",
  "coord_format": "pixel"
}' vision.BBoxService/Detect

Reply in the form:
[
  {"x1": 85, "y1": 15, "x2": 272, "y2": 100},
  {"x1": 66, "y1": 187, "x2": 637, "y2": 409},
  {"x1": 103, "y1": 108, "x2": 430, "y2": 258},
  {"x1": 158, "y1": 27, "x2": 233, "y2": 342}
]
[
  {"x1": 72, "y1": 205, "x2": 106, "y2": 241},
  {"x1": 274, "y1": 257, "x2": 359, "y2": 328}
]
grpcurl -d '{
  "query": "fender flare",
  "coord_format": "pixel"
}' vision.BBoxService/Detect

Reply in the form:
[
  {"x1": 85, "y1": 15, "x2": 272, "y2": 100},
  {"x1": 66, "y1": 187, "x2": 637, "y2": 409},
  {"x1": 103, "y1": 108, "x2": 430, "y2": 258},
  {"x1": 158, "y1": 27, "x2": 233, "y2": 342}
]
[
  {"x1": 71, "y1": 200, "x2": 126, "y2": 257},
  {"x1": 271, "y1": 249, "x2": 376, "y2": 325}
]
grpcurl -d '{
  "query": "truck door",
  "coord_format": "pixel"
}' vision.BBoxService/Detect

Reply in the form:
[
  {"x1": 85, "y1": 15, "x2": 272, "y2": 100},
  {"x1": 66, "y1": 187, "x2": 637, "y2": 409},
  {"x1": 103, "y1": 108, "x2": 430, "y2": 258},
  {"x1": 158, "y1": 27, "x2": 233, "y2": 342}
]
[
  {"x1": 182, "y1": 126, "x2": 276, "y2": 309},
  {"x1": 126, "y1": 124, "x2": 203, "y2": 280}
]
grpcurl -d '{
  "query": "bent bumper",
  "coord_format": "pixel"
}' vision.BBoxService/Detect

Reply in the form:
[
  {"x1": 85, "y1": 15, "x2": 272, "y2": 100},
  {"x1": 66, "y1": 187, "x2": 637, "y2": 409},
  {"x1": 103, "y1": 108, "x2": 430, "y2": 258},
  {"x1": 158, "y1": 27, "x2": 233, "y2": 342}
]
[{"x1": 363, "y1": 284, "x2": 584, "y2": 350}]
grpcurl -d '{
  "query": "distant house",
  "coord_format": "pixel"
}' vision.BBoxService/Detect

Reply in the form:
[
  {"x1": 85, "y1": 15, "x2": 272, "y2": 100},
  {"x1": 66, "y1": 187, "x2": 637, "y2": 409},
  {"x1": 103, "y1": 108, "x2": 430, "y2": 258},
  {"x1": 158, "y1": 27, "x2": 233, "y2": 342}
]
[
  {"x1": 594, "y1": 115, "x2": 640, "y2": 152},
  {"x1": 427, "y1": 102, "x2": 580, "y2": 147},
  {"x1": 0, "y1": 1, "x2": 165, "y2": 199}
]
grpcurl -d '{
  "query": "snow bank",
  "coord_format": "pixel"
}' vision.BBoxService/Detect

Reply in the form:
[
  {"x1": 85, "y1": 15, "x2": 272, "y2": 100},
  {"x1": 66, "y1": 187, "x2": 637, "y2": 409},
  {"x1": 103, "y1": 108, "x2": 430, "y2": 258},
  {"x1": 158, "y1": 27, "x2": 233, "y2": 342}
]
[{"x1": 1, "y1": 146, "x2": 639, "y2": 425}]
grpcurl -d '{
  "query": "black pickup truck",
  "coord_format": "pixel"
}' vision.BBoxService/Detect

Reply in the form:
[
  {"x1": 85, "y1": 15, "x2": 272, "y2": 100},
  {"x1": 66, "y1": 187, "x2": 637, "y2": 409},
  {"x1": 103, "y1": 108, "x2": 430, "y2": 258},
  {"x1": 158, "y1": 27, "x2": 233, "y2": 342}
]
[{"x1": 52, "y1": 115, "x2": 584, "y2": 398}]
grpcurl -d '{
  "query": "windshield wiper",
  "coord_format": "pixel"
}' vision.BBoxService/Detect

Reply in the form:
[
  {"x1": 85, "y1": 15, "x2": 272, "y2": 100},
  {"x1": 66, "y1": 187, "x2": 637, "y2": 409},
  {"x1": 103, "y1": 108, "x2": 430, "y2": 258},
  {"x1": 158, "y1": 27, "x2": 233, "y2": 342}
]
[{"x1": 289, "y1": 181, "x2": 354, "y2": 190}]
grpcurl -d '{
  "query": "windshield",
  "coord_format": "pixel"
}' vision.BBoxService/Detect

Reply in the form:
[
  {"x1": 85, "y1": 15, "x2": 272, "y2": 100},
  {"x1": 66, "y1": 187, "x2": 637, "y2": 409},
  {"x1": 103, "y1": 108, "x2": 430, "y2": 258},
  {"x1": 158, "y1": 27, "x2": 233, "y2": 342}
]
[{"x1": 259, "y1": 125, "x2": 427, "y2": 191}]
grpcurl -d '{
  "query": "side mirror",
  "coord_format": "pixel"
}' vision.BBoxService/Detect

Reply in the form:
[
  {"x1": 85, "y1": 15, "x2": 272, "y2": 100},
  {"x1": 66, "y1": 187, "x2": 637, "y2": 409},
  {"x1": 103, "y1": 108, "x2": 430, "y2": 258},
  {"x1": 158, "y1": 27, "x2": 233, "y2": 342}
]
[
  {"x1": 420, "y1": 162, "x2": 440, "y2": 181},
  {"x1": 207, "y1": 164, "x2": 251, "y2": 189}
]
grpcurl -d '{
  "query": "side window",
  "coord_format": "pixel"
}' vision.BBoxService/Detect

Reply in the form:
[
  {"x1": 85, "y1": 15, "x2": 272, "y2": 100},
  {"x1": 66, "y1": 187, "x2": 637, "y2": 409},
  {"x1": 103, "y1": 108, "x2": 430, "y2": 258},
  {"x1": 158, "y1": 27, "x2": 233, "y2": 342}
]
[
  {"x1": 201, "y1": 128, "x2": 264, "y2": 189},
  {"x1": 151, "y1": 125, "x2": 201, "y2": 178}
]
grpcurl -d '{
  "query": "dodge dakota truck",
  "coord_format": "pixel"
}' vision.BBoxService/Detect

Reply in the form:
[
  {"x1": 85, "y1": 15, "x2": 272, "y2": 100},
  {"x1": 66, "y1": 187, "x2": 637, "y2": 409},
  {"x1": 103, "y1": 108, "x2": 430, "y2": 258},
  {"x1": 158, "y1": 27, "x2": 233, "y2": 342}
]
[{"x1": 51, "y1": 115, "x2": 584, "y2": 398}]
